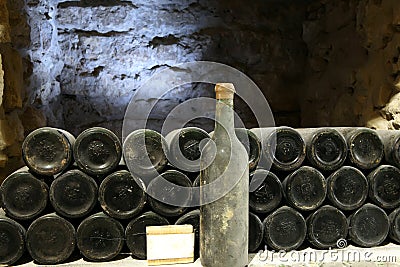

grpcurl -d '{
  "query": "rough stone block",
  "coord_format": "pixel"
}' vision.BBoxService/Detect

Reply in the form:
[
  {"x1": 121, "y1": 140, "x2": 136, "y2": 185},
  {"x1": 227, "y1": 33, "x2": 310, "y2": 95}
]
[
  {"x1": 0, "y1": 46, "x2": 23, "y2": 110},
  {"x1": 0, "y1": 0, "x2": 11, "y2": 43}
]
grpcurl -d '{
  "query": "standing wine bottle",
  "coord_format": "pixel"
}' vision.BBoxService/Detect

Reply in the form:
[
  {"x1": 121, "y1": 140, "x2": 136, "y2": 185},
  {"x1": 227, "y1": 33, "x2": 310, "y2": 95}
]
[
  {"x1": 340, "y1": 127, "x2": 383, "y2": 169},
  {"x1": 50, "y1": 169, "x2": 98, "y2": 218},
  {"x1": 98, "y1": 170, "x2": 146, "y2": 219},
  {"x1": 26, "y1": 213, "x2": 75, "y2": 264},
  {"x1": 125, "y1": 211, "x2": 169, "y2": 259},
  {"x1": 123, "y1": 129, "x2": 168, "y2": 182},
  {"x1": 306, "y1": 205, "x2": 348, "y2": 249},
  {"x1": 147, "y1": 169, "x2": 192, "y2": 217},
  {"x1": 165, "y1": 127, "x2": 210, "y2": 172},
  {"x1": 200, "y1": 83, "x2": 249, "y2": 267},
  {"x1": 175, "y1": 209, "x2": 200, "y2": 258},
  {"x1": 326, "y1": 166, "x2": 368, "y2": 210},
  {"x1": 0, "y1": 169, "x2": 48, "y2": 220},
  {"x1": 263, "y1": 206, "x2": 306, "y2": 251},
  {"x1": 388, "y1": 207, "x2": 400, "y2": 243},
  {"x1": 251, "y1": 127, "x2": 306, "y2": 172},
  {"x1": 348, "y1": 203, "x2": 389, "y2": 247},
  {"x1": 298, "y1": 128, "x2": 347, "y2": 171},
  {"x1": 249, "y1": 169, "x2": 282, "y2": 214},
  {"x1": 377, "y1": 130, "x2": 400, "y2": 168},
  {"x1": 76, "y1": 212, "x2": 124, "y2": 261},
  {"x1": 0, "y1": 216, "x2": 25, "y2": 265},
  {"x1": 249, "y1": 212, "x2": 263, "y2": 253},
  {"x1": 368, "y1": 165, "x2": 400, "y2": 209},
  {"x1": 74, "y1": 127, "x2": 122, "y2": 176},
  {"x1": 282, "y1": 166, "x2": 326, "y2": 211},
  {"x1": 22, "y1": 127, "x2": 75, "y2": 175}
]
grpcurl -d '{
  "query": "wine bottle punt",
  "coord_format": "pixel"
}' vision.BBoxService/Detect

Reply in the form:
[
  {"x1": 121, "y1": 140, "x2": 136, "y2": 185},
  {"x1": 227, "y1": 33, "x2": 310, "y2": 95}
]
[
  {"x1": 343, "y1": 127, "x2": 384, "y2": 169},
  {"x1": 388, "y1": 207, "x2": 400, "y2": 243},
  {"x1": 0, "y1": 216, "x2": 25, "y2": 265},
  {"x1": 298, "y1": 128, "x2": 347, "y2": 171},
  {"x1": 368, "y1": 165, "x2": 400, "y2": 209},
  {"x1": 147, "y1": 169, "x2": 192, "y2": 217},
  {"x1": 348, "y1": 203, "x2": 389, "y2": 247},
  {"x1": 263, "y1": 206, "x2": 306, "y2": 251},
  {"x1": 200, "y1": 83, "x2": 249, "y2": 267},
  {"x1": 26, "y1": 213, "x2": 75, "y2": 264},
  {"x1": 50, "y1": 169, "x2": 98, "y2": 218},
  {"x1": 98, "y1": 170, "x2": 146, "y2": 219},
  {"x1": 249, "y1": 212, "x2": 263, "y2": 253},
  {"x1": 326, "y1": 166, "x2": 368, "y2": 210},
  {"x1": 74, "y1": 127, "x2": 122, "y2": 176},
  {"x1": 76, "y1": 212, "x2": 124, "y2": 261},
  {"x1": 306, "y1": 205, "x2": 348, "y2": 249},
  {"x1": 282, "y1": 166, "x2": 326, "y2": 211},
  {"x1": 0, "y1": 170, "x2": 48, "y2": 220},
  {"x1": 251, "y1": 127, "x2": 306, "y2": 172},
  {"x1": 249, "y1": 169, "x2": 282, "y2": 214},
  {"x1": 125, "y1": 211, "x2": 169, "y2": 259},
  {"x1": 165, "y1": 127, "x2": 210, "y2": 172},
  {"x1": 175, "y1": 209, "x2": 200, "y2": 258},
  {"x1": 123, "y1": 129, "x2": 168, "y2": 182},
  {"x1": 22, "y1": 127, "x2": 75, "y2": 176}
]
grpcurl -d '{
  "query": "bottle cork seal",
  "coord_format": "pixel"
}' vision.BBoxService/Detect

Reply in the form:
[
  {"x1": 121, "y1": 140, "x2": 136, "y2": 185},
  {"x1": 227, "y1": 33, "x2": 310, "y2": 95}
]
[{"x1": 215, "y1": 83, "x2": 235, "y2": 99}]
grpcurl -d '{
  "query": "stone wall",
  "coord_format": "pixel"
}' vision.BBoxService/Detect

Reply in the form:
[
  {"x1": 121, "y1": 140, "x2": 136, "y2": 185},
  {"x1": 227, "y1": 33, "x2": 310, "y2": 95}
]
[
  {"x1": 23, "y1": 0, "x2": 309, "y2": 136},
  {"x1": 2, "y1": 0, "x2": 400, "y2": 178},
  {"x1": 301, "y1": 0, "x2": 400, "y2": 129}
]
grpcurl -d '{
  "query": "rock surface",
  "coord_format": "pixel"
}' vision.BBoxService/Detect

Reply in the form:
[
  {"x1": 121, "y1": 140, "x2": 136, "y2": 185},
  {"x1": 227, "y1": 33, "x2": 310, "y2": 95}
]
[{"x1": 2, "y1": 0, "x2": 400, "y2": 178}]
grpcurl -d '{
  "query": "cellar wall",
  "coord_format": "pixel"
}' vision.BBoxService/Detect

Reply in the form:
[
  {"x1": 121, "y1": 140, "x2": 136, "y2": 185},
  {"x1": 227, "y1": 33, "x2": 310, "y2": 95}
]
[{"x1": 1, "y1": 0, "x2": 400, "y2": 176}]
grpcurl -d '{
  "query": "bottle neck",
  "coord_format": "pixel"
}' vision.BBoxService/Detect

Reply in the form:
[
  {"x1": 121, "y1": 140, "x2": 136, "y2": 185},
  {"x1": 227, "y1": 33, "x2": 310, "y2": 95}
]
[{"x1": 214, "y1": 98, "x2": 234, "y2": 135}]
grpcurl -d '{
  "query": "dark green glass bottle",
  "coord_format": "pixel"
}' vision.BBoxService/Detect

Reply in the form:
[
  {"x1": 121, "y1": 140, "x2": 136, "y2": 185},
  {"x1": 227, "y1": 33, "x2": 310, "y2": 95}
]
[
  {"x1": 298, "y1": 128, "x2": 347, "y2": 171},
  {"x1": 263, "y1": 206, "x2": 306, "y2": 251},
  {"x1": 76, "y1": 212, "x2": 124, "y2": 261},
  {"x1": 0, "y1": 216, "x2": 25, "y2": 265},
  {"x1": 98, "y1": 170, "x2": 146, "y2": 219},
  {"x1": 368, "y1": 165, "x2": 400, "y2": 209},
  {"x1": 165, "y1": 127, "x2": 210, "y2": 172},
  {"x1": 74, "y1": 127, "x2": 122, "y2": 176},
  {"x1": 22, "y1": 127, "x2": 75, "y2": 176},
  {"x1": 123, "y1": 129, "x2": 168, "y2": 182},
  {"x1": 200, "y1": 83, "x2": 249, "y2": 267},
  {"x1": 306, "y1": 205, "x2": 348, "y2": 249},
  {"x1": 249, "y1": 169, "x2": 282, "y2": 214},
  {"x1": 251, "y1": 127, "x2": 306, "y2": 172},
  {"x1": 26, "y1": 213, "x2": 75, "y2": 264},
  {"x1": 50, "y1": 169, "x2": 98, "y2": 218},
  {"x1": 282, "y1": 166, "x2": 326, "y2": 211},
  {"x1": 1, "y1": 169, "x2": 48, "y2": 220},
  {"x1": 377, "y1": 130, "x2": 400, "y2": 168},
  {"x1": 341, "y1": 127, "x2": 383, "y2": 169},
  {"x1": 348, "y1": 203, "x2": 389, "y2": 247},
  {"x1": 326, "y1": 166, "x2": 368, "y2": 210},
  {"x1": 147, "y1": 169, "x2": 192, "y2": 217}
]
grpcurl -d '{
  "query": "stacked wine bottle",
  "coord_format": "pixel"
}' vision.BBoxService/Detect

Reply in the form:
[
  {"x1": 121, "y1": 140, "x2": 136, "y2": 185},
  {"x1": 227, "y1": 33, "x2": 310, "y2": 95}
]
[{"x1": 1, "y1": 126, "x2": 400, "y2": 265}]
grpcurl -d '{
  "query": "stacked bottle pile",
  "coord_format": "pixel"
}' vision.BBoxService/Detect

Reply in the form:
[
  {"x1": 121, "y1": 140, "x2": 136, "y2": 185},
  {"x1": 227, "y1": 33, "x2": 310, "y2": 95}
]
[
  {"x1": 2, "y1": 126, "x2": 400, "y2": 264},
  {"x1": 250, "y1": 127, "x2": 400, "y2": 252}
]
